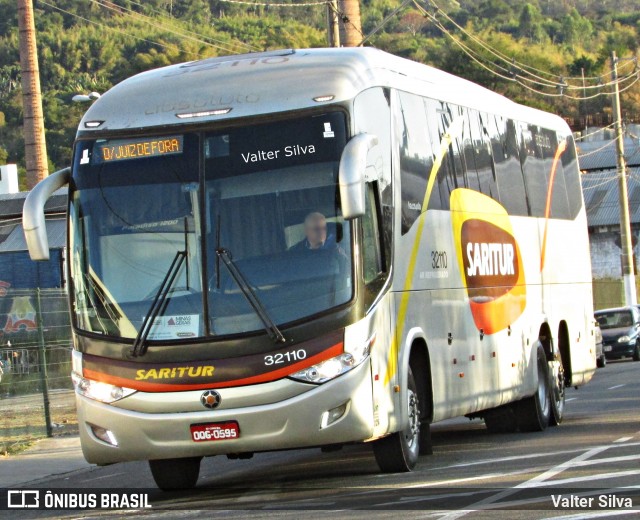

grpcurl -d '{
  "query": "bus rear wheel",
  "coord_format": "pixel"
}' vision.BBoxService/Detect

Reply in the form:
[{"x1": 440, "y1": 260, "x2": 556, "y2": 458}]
[
  {"x1": 373, "y1": 368, "x2": 420, "y2": 472},
  {"x1": 549, "y1": 356, "x2": 565, "y2": 426},
  {"x1": 515, "y1": 345, "x2": 550, "y2": 432},
  {"x1": 149, "y1": 456, "x2": 202, "y2": 490}
]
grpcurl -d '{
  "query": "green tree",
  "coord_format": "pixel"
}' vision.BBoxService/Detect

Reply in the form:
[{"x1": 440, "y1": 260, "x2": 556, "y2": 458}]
[{"x1": 517, "y1": 3, "x2": 547, "y2": 43}]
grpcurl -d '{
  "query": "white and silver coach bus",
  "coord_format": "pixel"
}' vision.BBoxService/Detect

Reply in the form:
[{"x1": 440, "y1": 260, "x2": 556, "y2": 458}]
[{"x1": 24, "y1": 48, "x2": 596, "y2": 490}]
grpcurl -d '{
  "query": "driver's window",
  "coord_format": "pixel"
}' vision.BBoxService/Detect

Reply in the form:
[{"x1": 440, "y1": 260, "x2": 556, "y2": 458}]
[{"x1": 362, "y1": 184, "x2": 384, "y2": 285}]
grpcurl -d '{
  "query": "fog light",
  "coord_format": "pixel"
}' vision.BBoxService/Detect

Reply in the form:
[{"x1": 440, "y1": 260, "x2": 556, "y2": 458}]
[
  {"x1": 320, "y1": 401, "x2": 349, "y2": 429},
  {"x1": 88, "y1": 423, "x2": 118, "y2": 447}
]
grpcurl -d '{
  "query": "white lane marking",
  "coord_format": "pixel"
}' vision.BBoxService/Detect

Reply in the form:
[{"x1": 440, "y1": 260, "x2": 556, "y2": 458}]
[
  {"x1": 566, "y1": 397, "x2": 578, "y2": 402},
  {"x1": 437, "y1": 444, "x2": 612, "y2": 520},
  {"x1": 529, "y1": 469, "x2": 640, "y2": 486},
  {"x1": 378, "y1": 486, "x2": 640, "y2": 512},
  {"x1": 82, "y1": 472, "x2": 126, "y2": 482},
  {"x1": 608, "y1": 384, "x2": 626, "y2": 390},
  {"x1": 551, "y1": 511, "x2": 640, "y2": 520},
  {"x1": 616, "y1": 437, "x2": 633, "y2": 443},
  {"x1": 429, "y1": 442, "x2": 640, "y2": 471}
]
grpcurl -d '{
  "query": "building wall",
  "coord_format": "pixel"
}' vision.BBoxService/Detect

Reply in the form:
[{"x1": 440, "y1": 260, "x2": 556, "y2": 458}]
[{"x1": 589, "y1": 230, "x2": 640, "y2": 279}]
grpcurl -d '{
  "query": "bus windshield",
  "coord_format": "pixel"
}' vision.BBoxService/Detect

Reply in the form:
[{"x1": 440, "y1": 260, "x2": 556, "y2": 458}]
[{"x1": 69, "y1": 112, "x2": 352, "y2": 341}]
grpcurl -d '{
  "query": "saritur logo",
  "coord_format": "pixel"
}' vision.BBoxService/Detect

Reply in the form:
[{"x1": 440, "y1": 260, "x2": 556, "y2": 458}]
[
  {"x1": 462, "y1": 220, "x2": 520, "y2": 301},
  {"x1": 451, "y1": 189, "x2": 526, "y2": 335}
]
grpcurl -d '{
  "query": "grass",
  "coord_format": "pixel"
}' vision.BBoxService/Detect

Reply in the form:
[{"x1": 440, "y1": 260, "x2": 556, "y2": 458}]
[{"x1": 0, "y1": 387, "x2": 78, "y2": 456}]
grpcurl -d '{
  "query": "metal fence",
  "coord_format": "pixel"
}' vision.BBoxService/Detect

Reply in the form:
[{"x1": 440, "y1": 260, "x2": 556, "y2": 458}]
[{"x1": 0, "y1": 288, "x2": 76, "y2": 454}]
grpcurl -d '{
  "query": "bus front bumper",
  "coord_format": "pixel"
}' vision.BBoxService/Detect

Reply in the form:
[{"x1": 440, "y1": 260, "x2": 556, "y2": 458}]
[{"x1": 77, "y1": 360, "x2": 374, "y2": 465}]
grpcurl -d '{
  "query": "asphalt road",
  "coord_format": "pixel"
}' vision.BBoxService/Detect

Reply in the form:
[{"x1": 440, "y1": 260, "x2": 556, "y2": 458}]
[{"x1": 12, "y1": 359, "x2": 640, "y2": 519}]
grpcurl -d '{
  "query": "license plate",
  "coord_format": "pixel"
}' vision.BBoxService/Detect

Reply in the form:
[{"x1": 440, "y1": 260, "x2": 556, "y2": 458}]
[
  {"x1": 604, "y1": 345, "x2": 612, "y2": 352},
  {"x1": 190, "y1": 421, "x2": 240, "y2": 442}
]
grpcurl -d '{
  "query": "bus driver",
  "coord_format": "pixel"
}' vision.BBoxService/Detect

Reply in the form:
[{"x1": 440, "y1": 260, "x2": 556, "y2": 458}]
[
  {"x1": 294, "y1": 212, "x2": 329, "y2": 250},
  {"x1": 290, "y1": 212, "x2": 342, "y2": 253}
]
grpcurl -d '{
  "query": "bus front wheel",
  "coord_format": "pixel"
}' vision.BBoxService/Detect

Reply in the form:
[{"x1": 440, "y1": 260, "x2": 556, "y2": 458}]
[
  {"x1": 149, "y1": 456, "x2": 202, "y2": 491},
  {"x1": 373, "y1": 368, "x2": 420, "y2": 472}
]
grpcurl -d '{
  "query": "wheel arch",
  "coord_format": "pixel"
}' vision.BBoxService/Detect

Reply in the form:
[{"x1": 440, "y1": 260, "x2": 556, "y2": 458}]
[
  {"x1": 399, "y1": 328, "x2": 433, "y2": 425},
  {"x1": 556, "y1": 320, "x2": 572, "y2": 385},
  {"x1": 538, "y1": 321, "x2": 553, "y2": 360}
]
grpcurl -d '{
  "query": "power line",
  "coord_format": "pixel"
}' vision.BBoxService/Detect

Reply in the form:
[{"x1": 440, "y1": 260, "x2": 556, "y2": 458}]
[
  {"x1": 410, "y1": 0, "x2": 639, "y2": 101},
  {"x1": 216, "y1": 0, "x2": 329, "y2": 6},
  {"x1": 113, "y1": 0, "x2": 258, "y2": 53},
  {"x1": 419, "y1": 0, "x2": 636, "y2": 86},
  {"x1": 38, "y1": 0, "x2": 190, "y2": 57},
  {"x1": 91, "y1": 0, "x2": 254, "y2": 55}
]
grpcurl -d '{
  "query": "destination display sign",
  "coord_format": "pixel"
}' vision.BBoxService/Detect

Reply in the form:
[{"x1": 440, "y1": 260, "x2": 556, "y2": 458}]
[
  {"x1": 204, "y1": 111, "x2": 347, "y2": 177},
  {"x1": 93, "y1": 135, "x2": 184, "y2": 164}
]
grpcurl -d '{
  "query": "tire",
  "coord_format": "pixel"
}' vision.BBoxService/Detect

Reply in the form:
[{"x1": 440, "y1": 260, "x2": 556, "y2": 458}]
[
  {"x1": 419, "y1": 422, "x2": 433, "y2": 455},
  {"x1": 633, "y1": 341, "x2": 640, "y2": 362},
  {"x1": 548, "y1": 357, "x2": 565, "y2": 427},
  {"x1": 515, "y1": 345, "x2": 551, "y2": 432},
  {"x1": 149, "y1": 457, "x2": 202, "y2": 490},
  {"x1": 373, "y1": 368, "x2": 420, "y2": 472},
  {"x1": 483, "y1": 405, "x2": 518, "y2": 433},
  {"x1": 597, "y1": 354, "x2": 606, "y2": 368}
]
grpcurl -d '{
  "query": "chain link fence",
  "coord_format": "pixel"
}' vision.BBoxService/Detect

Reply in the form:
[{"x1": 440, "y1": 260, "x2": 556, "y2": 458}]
[{"x1": 0, "y1": 288, "x2": 76, "y2": 454}]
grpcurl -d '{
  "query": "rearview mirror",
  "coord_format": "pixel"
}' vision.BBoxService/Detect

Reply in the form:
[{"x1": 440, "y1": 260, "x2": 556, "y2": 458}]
[
  {"x1": 338, "y1": 133, "x2": 378, "y2": 220},
  {"x1": 23, "y1": 167, "x2": 70, "y2": 261}
]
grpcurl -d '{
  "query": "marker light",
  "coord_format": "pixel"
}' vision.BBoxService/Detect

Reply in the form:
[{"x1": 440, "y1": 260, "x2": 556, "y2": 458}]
[
  {"x1": 176, "y1": 108, "x2": 232, "y2": 119},
  {"x1": 313, "y1": 95, "x2": 335, "y2": 103},
  {"x1": 84, "y1": 121, "x2": 104, "y2": 128},
  {"x1": 289, "y1": 334, "x2": 374, "y2": 384}
]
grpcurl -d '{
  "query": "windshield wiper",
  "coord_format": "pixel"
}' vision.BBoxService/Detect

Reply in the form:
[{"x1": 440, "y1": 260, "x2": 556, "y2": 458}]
[
  {"x1": 216, "y1": 248, "x2": 286, "y2": 344},
  {"x1": 130, "y1": 250, "x2": 186, "y2": 357}
]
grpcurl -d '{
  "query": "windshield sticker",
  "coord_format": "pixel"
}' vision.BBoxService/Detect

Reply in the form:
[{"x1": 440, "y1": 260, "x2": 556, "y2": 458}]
[
  {"x1": 323, "y1": 122, "x2": 335, "y2": 138},
  {"x1": 94, "y1": 135, "x2": 183, "y2": 164},
  {"x1": 147, "y1": 314, "x2": 199, "y2": 340},
  {"x1": 79, "y1": 148, "x2": 90, "y2": 165}
]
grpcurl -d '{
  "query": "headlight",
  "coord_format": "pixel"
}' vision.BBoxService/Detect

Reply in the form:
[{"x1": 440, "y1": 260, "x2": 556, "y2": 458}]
[
  {"x1": 618, "y1": 335, "x2": 632, "y2": 343},
  {"x1": 71, "y1": 350, "x2": 135, "y2": 403},
  {"x1": 289, "y1": 333, "x2": 375, "y2": 384},
  {"x1": 72, "y1": 371, "x2": 136, "y2": 403}
]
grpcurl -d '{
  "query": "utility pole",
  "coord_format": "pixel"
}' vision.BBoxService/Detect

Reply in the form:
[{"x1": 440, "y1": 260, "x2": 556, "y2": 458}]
[
  {"x1": 611, "y1": 51, "x2": 637, "y2": 306},
  {"x1": 18, "y1": 0, "x2": 48, "y2": 189},
  {"x1": 327, "y1": 0, "x2": 340, "y2": 47},
  {"x1": 338, "y1": 0, "x2": 363, "y2": 47}
]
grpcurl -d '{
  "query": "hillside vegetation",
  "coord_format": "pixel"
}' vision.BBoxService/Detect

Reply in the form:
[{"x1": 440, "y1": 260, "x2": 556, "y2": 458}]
[{"x1": 1, "y1": 0, "x2": 639, "y2": 184}]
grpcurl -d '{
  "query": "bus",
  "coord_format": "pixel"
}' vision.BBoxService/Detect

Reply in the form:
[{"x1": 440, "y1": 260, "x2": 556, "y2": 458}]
[{"x1": 24, "y1": 48, "x2": 596, "y2": 490}]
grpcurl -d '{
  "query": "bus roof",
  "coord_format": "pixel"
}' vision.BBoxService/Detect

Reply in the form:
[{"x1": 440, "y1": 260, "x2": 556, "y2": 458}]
[{"x1": 78, "y1": 47, "x2": 568, "y2": 135}]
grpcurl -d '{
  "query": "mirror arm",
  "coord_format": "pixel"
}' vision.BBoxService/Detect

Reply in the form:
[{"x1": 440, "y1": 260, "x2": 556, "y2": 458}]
[
  {"x1": 23, "y1": 167, "x2": 71, "y2": 261},
  {"x1": 339, "y1": 133, "x2": 378, "y2": 220}
]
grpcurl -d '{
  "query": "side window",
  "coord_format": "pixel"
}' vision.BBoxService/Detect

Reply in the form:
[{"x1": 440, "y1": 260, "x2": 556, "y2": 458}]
[
  {"x1": 362, "y1": 184, "x2": 384, "y2": 285},
  {"x1": 475, "y1": 112, "x2": 498, "y2": 199},
  {"x1": 495, "y1": 118, "x2": 529, "y2": 216},
  {"x1": 462, "y1": 109, "x2": 480, "y2": 192},
  {"x1": 541, "y1": 128, "x2": 571, "y2": 219},
  {"x1": 425, "y1": 99, "x2": 453, "y2": 210},
  {"x1": 560, "y1": 134, "x2": 583, "y2": 219},
  {"x1": 520, "y1": 123, "x2": 549, "y2": 217},
  {"x1": 397, "y1": 91, "x2": 436, "y2": 234},
  {"x1": 444, "y1": 104, "x2": 466, "y2": 192},
  {"x1": 355, "y1": 87, "x2": 392, "y2": 263}
]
